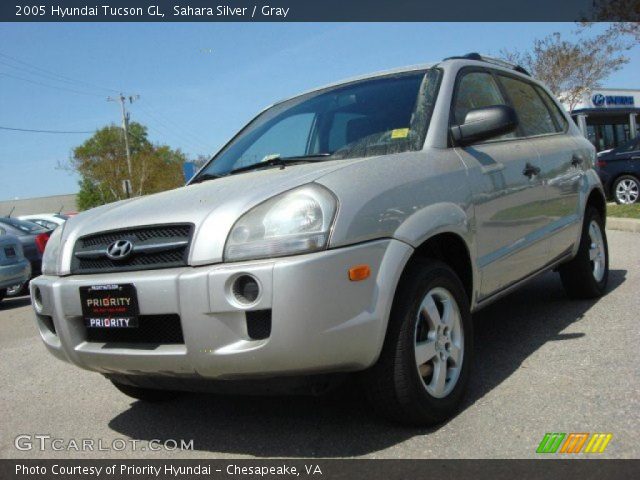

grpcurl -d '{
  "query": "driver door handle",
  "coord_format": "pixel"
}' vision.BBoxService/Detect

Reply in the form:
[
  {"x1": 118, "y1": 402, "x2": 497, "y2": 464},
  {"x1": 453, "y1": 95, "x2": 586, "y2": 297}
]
[{"x1": 523, "y1": 163, "x2": 540, "y2": 178}]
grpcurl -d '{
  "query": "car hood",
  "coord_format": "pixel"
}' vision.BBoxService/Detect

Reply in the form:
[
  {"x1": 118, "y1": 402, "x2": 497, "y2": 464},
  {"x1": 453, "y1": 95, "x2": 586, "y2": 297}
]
[{"x1": 58, "y1": 159, "x2": 363, "y2": 272}]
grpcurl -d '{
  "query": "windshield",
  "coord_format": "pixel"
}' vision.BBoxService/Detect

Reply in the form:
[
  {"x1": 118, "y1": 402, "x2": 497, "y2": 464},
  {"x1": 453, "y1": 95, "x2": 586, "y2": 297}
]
[
  {"x1": 196, "y1": 68, "x2": 441, "y2": 179},
  {"x1": 0, "y1": 218, "x2": 49, "y2": 234}
]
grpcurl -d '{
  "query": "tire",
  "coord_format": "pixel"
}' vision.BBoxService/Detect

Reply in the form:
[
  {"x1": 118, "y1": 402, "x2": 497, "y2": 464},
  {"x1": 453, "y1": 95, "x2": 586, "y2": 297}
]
[
  {"x1": 0, "y1": 289, "x2": 5, "y2": 303},
  {"x1": 111, "y1": 380, "x2": 179, "y2": 402},
  {"x1": 612, "y1": 175, "x2": 639, "y2": 204},
  {"x1": 361, "y1": 259, "x2": 473, "y2": 426},
  {"x1": 559, "y1": 207, "x2": 609, "y2": 299},
  {"x1": 6, "y1": 282, "x2": 29, "y2": 297}
]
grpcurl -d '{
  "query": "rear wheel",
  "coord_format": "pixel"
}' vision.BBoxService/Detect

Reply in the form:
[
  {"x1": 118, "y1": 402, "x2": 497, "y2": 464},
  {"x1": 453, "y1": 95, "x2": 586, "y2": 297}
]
[
  {"x1": 361, "y1": 260, "x2": 472, "y2": 426},
  {"x1": 559, "y1": 207, "x2": 609, "y2": 299},
  {"x1": 111, "y1": 380, "x2": 179, "y2": 402},
  {"x1": 613, "y1": 175, "x2": 639, "y2": 204}
]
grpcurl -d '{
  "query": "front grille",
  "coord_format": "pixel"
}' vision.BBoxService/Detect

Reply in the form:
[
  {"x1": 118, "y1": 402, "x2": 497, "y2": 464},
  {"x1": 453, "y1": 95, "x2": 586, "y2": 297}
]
[
  {"x1": 81, "y1": 225, "x2": 191, "y2": 247},
  {"x1": 85, "y1": 314, "x2": 184, "y2": 344},
  {"x1": 71, "y1": 224, "x2": 193, "y2": 274}
]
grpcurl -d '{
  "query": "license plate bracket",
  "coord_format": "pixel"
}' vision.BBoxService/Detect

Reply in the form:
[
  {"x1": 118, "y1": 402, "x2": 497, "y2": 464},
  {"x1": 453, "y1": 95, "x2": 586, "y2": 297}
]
[{"x1": 80, "y1": 284, "x2": 139, "y2": 329}]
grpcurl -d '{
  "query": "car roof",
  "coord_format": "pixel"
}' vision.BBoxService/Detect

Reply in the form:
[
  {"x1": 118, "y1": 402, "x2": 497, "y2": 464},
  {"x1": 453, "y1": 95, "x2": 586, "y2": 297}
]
[
  {"x1": 266, "y1": 63, "x2": 435, "y2": 111},
  {"x1": 266, "y1": 56, "x2": 538, "y2": 111}
]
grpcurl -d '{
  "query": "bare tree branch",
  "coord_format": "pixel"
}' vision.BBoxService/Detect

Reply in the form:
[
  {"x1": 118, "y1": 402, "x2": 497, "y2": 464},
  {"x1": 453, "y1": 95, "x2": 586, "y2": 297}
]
[{"x1": 501, "y1": 31, "x2": 630, "y2": 112}]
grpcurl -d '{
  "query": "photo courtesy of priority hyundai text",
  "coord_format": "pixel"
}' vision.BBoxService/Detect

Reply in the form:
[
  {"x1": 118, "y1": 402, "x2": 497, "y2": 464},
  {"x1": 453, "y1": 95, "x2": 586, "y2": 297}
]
[{"x1": 0, "y1": 1, "x2": 639, "y2": 479}]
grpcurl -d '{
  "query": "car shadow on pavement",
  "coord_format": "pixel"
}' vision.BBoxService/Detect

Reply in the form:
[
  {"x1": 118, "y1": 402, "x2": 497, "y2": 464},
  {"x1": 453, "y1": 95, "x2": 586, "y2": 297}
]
[
  {"x1": 0, "y1": 296, "x2": 31, "y2": 311},
  {"x1": 108, "y1": 269, "x2": 626, "y2": 457}
]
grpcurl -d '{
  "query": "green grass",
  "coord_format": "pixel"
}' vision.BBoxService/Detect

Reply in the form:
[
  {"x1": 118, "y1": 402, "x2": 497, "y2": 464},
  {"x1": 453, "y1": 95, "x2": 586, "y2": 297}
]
[{"x1": 608, "y1": 203, "x2": 640, "y2": 219}]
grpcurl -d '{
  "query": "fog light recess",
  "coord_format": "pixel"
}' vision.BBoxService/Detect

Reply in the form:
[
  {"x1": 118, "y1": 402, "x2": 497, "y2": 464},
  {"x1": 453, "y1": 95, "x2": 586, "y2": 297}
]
[
  {"x1": 232, "y1": 274, "x2": 261, "y2": 306},
  {"x1": 33, "y1": 286, "x2": 44, "y2": 313}
]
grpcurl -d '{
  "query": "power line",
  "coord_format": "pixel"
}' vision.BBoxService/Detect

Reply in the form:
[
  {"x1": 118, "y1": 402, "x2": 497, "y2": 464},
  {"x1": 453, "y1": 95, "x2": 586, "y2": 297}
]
[
  {"x1": 0, "y1": 71, "x2": 105, "y2": 97},
  {"x1": 0, "y1": 125, "x2": 94, "y2": 134},
  {"x1": 139, "y1": 99, "x2": 211, "y2": 147},
  {"x1": 0, "y1": 51, "x2": 119, "y2": 94},
  {"x1": 135, "y1": 111, "x2": 210, "y2": 154},
  {"x1": 136, "y1": 100, "x2": 212, "y2": 152},
  {"x1": 0, "y1": 58, "x2": 109, "y2": 94}
]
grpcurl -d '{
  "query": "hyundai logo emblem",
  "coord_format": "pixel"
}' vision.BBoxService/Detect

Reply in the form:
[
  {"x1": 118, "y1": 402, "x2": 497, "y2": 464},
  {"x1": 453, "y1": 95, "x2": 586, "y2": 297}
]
[
  {"x1": 592, "y1": 93, "x2": 606, "y2": 107},
  {"x1": 105, "y1": 240, "x2": 134, "y2": 261}
]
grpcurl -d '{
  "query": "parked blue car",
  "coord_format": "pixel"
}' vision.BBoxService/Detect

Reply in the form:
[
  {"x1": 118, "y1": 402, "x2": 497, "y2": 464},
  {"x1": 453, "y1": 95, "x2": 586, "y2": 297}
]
[
  {"x1": 0, "y1": 218, "x2": 50, "y2": 296},
  {"x1": 0, "y1": 233, "x2": 31, "y2": 304},
  {"x1": 595, "y1": 136, "x2": 640, "y2": 204}
]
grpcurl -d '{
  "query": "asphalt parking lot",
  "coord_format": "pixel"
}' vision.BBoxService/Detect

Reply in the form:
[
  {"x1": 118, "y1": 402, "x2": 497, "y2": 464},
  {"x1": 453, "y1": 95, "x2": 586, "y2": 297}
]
[{"x1": 1, "y1": 229, "x2": 638, "y2": 459}]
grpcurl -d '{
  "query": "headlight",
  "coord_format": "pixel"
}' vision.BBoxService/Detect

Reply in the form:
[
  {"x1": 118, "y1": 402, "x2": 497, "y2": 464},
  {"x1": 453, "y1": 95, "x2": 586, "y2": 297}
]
[
  {"x1": 41, "y1": 226, "x2": 64, "y2": 275},
  {"x1": 224, "y1": 184, "x2": 337, "y2": 262}
]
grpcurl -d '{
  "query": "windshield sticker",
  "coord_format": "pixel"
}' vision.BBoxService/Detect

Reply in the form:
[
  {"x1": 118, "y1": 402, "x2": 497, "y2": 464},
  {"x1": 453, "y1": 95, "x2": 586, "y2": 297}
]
[{"x1": 391, "y1": 128, "x2": 410, "y2": 139}]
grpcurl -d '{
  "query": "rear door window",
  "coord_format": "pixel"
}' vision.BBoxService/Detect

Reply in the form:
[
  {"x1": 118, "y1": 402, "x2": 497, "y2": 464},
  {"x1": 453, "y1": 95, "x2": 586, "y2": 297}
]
[
  {"x1": 498, "y1": 75, "x2": 557, "y2": 137},
  {"x1": 534, "y1": 85, "x2": 568, "y2": 132}
]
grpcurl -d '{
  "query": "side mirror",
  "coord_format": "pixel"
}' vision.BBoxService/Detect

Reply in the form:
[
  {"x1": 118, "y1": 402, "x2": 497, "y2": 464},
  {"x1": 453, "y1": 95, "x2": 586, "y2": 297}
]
[{"x1": 450, "y1": 105, "x2": 518, "y2": 147}]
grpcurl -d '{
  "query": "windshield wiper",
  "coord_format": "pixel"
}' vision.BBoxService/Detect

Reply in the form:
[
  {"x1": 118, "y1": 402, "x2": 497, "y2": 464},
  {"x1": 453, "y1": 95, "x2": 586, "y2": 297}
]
[
  {"x1": 189, "y1": 173, "x2": 223, "y2": 184},
  {"x1": 228, "y1": 153, "x2": 333, "y2": 176}
]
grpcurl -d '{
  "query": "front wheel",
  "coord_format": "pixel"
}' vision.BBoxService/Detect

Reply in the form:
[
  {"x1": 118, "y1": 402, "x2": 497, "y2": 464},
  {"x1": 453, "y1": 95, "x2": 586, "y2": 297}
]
[
  {"x1": 0, "y1": 289, "x2": 6, "y2": 303},
  {"x1": 559, "y1": 207, "x2": 609, "y2": 299},
  {"x1": 361, "y1": 260, "x2": 472, "y2": 426}
]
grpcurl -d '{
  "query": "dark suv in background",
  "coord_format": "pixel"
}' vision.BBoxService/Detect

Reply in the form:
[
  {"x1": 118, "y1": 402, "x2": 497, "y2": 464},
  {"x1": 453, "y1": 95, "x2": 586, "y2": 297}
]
[{"x1": 596, "y1": 136, "x2": 640, "y2": 204}]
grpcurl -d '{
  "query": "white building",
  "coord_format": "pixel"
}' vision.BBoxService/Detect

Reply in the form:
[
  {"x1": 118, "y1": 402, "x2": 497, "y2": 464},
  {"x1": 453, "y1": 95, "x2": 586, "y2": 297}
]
[{"x1": 569, "y1": 88, "x2": 640, "y2": 152}]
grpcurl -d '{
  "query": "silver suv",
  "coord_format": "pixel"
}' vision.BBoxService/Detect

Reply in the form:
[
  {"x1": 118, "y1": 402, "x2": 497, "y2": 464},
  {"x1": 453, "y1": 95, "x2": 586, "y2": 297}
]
[{"x1": 31, "y1": 53, "x2": 608, "y2": 425}]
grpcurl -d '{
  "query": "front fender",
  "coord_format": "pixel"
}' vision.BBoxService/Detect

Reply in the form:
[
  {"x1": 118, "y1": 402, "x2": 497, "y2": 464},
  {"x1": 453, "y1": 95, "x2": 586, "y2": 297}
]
[{"x1": 394, "y1": 201, "x2": 471, "y2": 248}]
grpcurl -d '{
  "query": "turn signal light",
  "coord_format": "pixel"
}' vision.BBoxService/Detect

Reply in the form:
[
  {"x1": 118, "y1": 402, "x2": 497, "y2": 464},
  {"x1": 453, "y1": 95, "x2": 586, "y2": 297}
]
[{"x1": 348, "y1": 265, "x2": 371, "y2": 281}]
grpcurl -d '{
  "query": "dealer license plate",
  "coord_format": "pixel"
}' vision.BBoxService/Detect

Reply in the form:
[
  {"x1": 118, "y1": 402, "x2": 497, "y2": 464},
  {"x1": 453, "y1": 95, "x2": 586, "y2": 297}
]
[{"x1": 80, "y1": 284, "x2": 139, "y2": 329}]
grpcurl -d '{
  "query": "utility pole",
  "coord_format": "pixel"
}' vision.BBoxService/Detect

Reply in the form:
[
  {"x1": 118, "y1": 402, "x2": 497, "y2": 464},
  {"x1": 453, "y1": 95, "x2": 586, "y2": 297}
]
[{"x1": 107, "y1": 93, "x2": 139, "y2": 197}]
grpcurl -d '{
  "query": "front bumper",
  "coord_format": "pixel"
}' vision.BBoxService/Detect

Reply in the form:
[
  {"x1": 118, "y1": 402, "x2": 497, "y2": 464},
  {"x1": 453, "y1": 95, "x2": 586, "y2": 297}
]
[
  {"x1": 30, "y1": 239, "x2": 412, "y2": 381},
  {"x1": 0, "y1": 259, "x2": 31, "y2": 290}
]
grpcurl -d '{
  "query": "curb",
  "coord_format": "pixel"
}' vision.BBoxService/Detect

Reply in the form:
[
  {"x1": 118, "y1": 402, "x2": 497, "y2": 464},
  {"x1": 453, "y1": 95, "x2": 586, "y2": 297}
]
[{"x1": 606, "y1": 217, "x2": 640, "y2": 233}]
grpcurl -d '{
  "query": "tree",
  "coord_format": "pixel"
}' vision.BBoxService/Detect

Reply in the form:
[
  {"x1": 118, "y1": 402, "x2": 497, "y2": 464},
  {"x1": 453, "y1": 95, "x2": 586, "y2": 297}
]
[
  {"x1": 584, "y1": 0, "x2": 640, "y2": 43},
  {"x1": 194, "y1": 154, "x2": 210, "y2": 168},
  {"x1": 76, "y1": 177, "x2": 115, "y2": 211},
  {"x1": 68, "y1": 122, "x2": 188, "y2": 210},
  {"x1": 502, "y1": 32, "x2": 630, "y2": 112}
]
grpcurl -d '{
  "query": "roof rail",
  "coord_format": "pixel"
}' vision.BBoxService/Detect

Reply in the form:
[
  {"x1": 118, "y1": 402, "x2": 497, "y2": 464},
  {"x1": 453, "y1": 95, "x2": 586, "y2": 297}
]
[{"x1": 443, "y1": 52, "x2": 531, "y2": 76}]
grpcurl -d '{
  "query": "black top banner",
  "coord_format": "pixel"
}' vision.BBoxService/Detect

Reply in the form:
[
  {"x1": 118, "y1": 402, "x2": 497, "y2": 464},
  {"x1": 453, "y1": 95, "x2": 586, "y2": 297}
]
[{"x1": 2, "y1": 0, "x2": 639, "y2": 22}]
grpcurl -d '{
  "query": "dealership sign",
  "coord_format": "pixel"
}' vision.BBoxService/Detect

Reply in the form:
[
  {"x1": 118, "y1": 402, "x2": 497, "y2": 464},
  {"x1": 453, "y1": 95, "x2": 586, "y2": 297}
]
[{"x1": 592, "y1": 93, "x2": 635, "y2": 107}]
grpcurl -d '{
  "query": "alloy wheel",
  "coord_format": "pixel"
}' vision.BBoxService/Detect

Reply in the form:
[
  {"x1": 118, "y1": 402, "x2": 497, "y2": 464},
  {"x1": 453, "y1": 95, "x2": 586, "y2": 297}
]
[
  {"x1": 615, "y1": 178, "x2": 639, "y2": 204},
  {"x1": 414, "y1": 287, "x2": 464, "y2": 398},
  {"x1": 588, "y1": 220, "x2": 606, "y2": 283}
]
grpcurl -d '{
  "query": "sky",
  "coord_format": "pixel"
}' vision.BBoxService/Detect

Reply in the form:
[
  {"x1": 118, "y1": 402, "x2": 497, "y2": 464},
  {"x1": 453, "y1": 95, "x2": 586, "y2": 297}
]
[{"x1": 1, "y1": 22, "x2": 639, "y2": 202}]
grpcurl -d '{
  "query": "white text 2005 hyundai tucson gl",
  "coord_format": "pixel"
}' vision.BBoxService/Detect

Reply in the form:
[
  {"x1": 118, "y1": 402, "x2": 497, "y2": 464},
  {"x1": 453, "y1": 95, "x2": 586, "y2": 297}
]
[{"x1": 32, "y1": 53, "x2": 608, "y2": 425}]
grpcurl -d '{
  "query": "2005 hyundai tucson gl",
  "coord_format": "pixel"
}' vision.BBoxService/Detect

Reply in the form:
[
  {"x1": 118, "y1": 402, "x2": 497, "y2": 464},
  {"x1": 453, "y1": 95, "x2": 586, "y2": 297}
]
[{"x1": 31, "y1": 53, "x2": 608, "y2": 425}]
